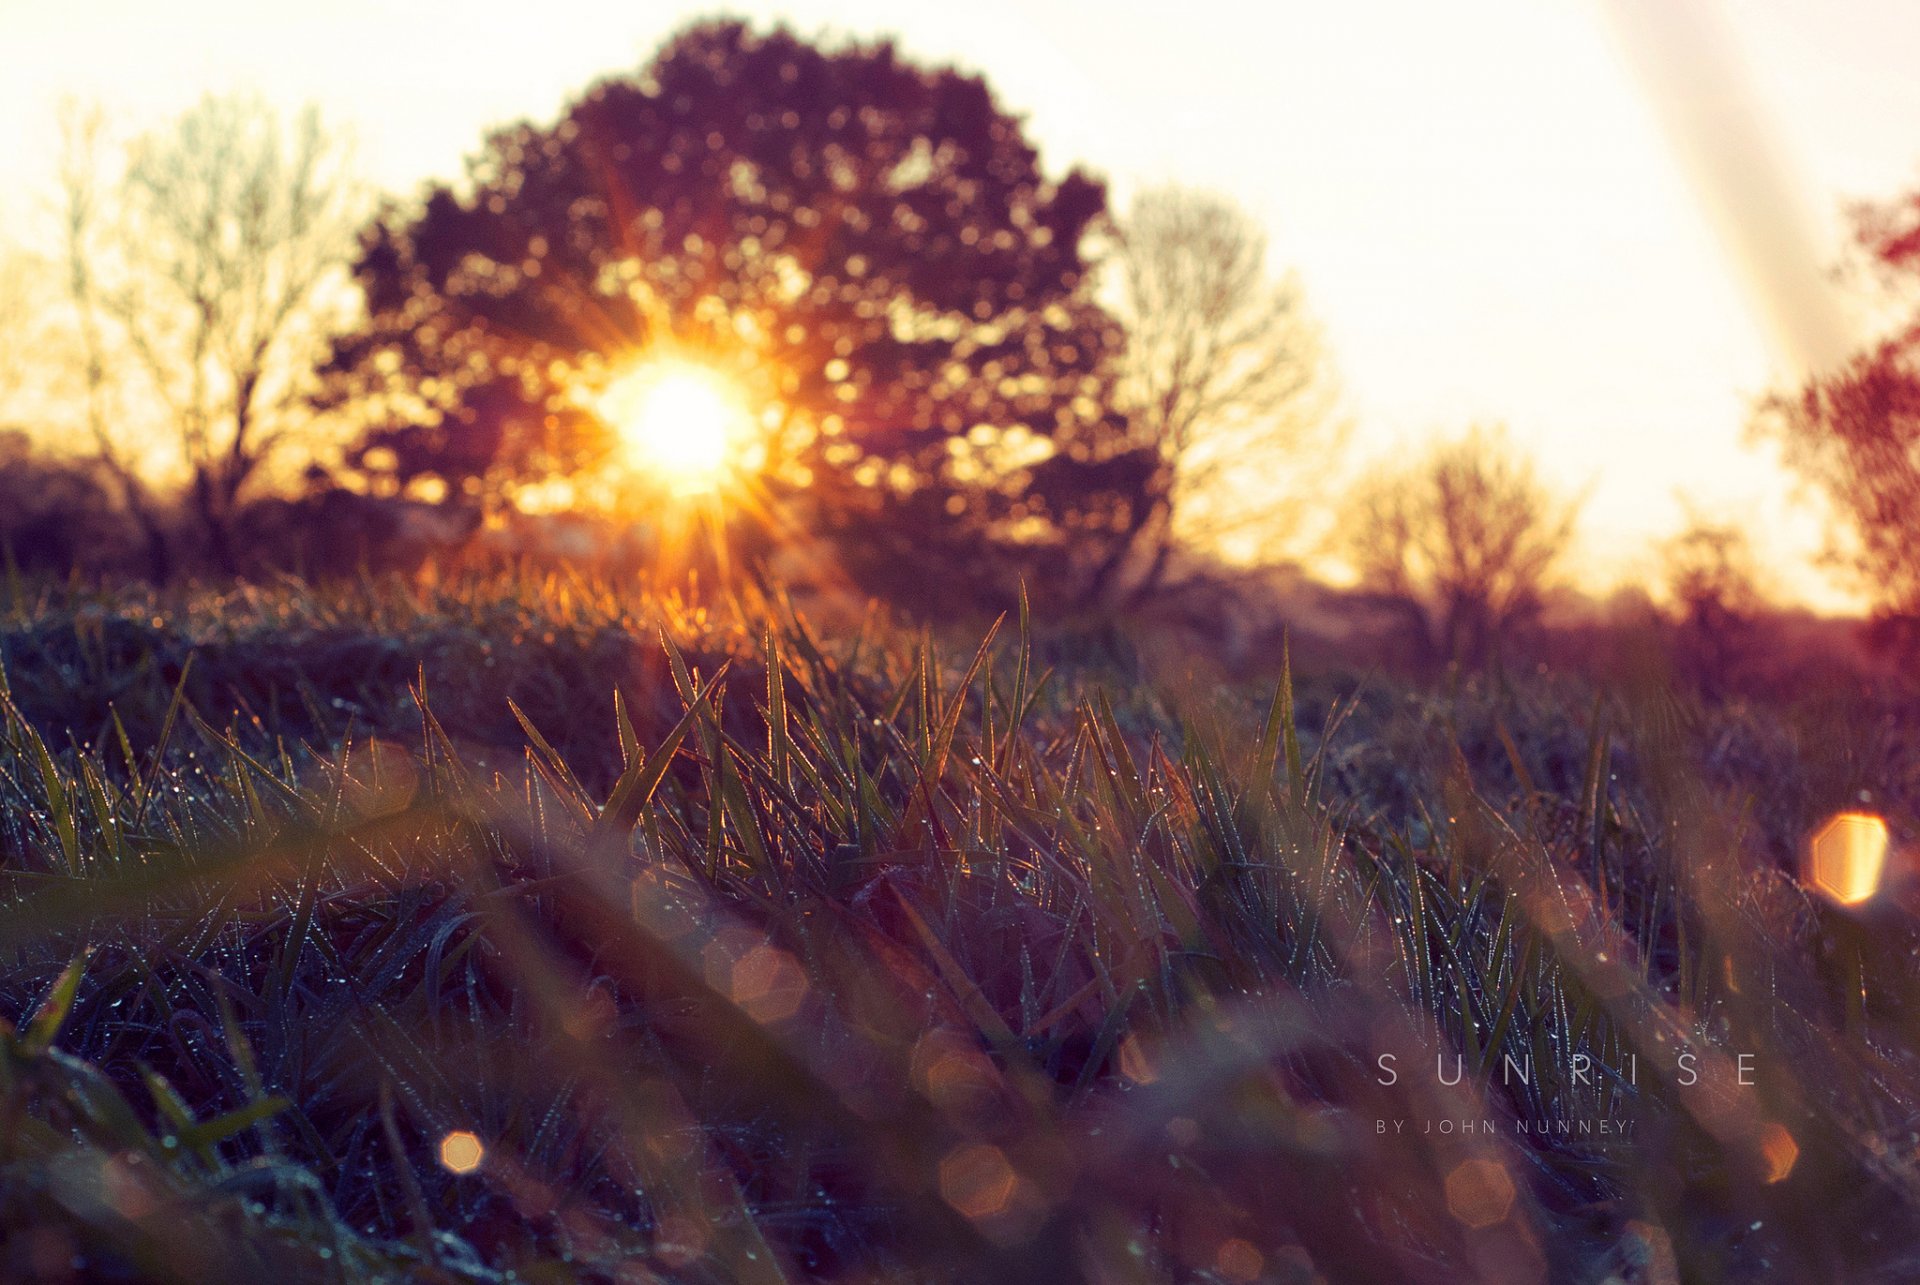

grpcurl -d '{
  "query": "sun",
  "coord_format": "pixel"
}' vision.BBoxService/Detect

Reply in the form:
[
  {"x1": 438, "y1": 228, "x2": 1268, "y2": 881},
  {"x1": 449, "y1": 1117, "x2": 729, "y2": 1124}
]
[{"x1": 596, "y1": 359, "x2": 751, "y2": 493}]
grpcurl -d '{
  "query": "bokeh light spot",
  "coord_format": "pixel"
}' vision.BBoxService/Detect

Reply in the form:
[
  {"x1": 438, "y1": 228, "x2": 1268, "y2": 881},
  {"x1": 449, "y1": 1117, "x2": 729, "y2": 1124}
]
[
  {"x1": 1445, "y1": 1157, "x2": 1516, "y2": 1229},
  {"x1": 1761, "y1": 1122, "x2": 1799, "y2": 1183},
  {"x1": 911, "y1": 1029, "x2": 1000, "y2": 1118},
  {"x1": 1216, "y1": 1237, "x2": 1265, "y2": 1282},
  {"x1": 1807, "y1": 812, "x2": 1890, "y2": 906},
  {"x1": 729, "y1": 943, "x2": 809, "y2": 1023},
  {"x1": 1115, "y1": 1033, "x2": 1159, "y2": 1084},
  {"x1": 939, "y1": 1143, "x2": 1018, "y2": 1222},
  {"x1": 439, "y1": 1130, "x2": 485, "y2": 1174}
]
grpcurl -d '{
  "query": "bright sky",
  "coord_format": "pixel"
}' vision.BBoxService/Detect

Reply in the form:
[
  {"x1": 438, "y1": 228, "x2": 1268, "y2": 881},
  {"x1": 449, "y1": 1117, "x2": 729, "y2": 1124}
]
[{"x1": 6, "y1": 0, "x2": 1920, "y2": 610}]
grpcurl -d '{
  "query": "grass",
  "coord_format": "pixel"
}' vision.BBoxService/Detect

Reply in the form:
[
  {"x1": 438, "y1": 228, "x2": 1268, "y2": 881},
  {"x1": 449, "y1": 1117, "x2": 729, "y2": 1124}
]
[{"x1": 1, "y1": 570, "x2": 1919, "y2": 1282}]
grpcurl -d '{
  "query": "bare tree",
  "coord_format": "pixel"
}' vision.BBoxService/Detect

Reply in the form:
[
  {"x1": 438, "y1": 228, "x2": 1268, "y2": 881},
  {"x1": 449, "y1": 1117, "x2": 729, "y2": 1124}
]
[
  {"x1": 1657, "y1": 506, "x2": 1767, "y2": 687},
  {"x1": 1091, "y1": 186, "x2": 1338, "y2": 604},
  {"x1": 1660, "y1": 508, "x2": 1764, "y2": 627},
  {"x1": 1345, "y1": 426, "x2": 1581, "y2": 666},
  {"x1": 59, "y1": 93, "x2": 358, "y2": 573}
]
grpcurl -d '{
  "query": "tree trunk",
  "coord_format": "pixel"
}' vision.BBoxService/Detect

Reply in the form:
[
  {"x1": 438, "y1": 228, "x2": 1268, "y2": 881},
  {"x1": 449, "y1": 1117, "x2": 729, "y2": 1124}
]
[
  {"x1": 1083, "y1": 473, "x2": 1174, "y2": 612},
  {"x1": 130, "y1": 506, "x2": 173, "y2": 584},
  {"x1": 192, "y1": 469, "x2": 238, "y2": 576}
]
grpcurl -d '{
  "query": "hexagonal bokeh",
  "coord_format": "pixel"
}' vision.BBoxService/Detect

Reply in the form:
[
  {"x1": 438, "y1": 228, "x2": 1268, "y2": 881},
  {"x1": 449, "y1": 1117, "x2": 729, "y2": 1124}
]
[
  {"x1": 439, "y1": 1130, "x2": 485, "y2": 1174},
  {"x1": 939, "y1": 1144, "x2": 1017, "y2": 1222},
  {"x1": 1806, "y1": 812, "x2": 1890, "y2": 906},
  {"x1": 1444, "y1": 1158, "x2": 1516, "y2": 1230}
]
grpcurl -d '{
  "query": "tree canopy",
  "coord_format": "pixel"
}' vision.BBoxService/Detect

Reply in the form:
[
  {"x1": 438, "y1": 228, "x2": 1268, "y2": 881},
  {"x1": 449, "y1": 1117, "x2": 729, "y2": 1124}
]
[{"x1": 322, "y1": 19, "x2": 1142, "y2": 605}]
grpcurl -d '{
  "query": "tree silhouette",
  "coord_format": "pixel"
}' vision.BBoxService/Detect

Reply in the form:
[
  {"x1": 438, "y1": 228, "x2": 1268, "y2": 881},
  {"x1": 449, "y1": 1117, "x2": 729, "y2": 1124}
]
[
  {"x1": 322, "y1": 19, "x2": 1135, "y2": 605},
  {"x1": 1344, "y1": 426, "x2": 1580, "y2": 666},
  {"x1": 0, "y1": 430, "x2": 134, "y2": 574},
  {"x1": 1757, "y1": 190, "x2": 1920, "y2": 631},
  {"x1": 1658, "y1": 508, "x2": 1766, "y2": 689}
]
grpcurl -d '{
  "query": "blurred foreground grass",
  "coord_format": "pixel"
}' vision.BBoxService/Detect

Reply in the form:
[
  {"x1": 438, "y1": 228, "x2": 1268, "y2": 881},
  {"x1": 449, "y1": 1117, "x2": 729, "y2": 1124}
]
[{"x1": 2, "y1": 573, "x2": 1919, "y2": 1282}]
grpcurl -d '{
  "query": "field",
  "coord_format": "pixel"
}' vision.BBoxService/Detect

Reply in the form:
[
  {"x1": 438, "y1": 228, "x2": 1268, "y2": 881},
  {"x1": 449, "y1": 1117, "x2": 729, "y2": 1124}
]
[{"x1": 2, "y1": 572, "x2": 1919, "y2": 1283}]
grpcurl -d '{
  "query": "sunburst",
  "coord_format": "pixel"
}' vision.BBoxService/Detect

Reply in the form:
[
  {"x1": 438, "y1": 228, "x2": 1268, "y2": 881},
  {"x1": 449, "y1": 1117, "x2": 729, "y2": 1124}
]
[{"x1": 596, "y1": 358, "x2": 752, "y2": 494}]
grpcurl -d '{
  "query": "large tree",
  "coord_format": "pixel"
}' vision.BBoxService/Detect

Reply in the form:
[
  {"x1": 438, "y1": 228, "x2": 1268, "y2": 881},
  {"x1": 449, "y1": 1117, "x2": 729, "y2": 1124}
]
[
  {"x1": 321, "y1": 20, "x2": 1139, "y2": 605},
  {"x1": 1757, "y1": 190, "x2": 1920, "y2": 630}
]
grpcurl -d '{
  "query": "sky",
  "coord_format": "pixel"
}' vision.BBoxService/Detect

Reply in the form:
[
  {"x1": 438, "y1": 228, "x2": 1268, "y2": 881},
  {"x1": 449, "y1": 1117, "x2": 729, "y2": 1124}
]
[{"x1": 5, "y1": 0, "x2": 1920, "y2": 610}]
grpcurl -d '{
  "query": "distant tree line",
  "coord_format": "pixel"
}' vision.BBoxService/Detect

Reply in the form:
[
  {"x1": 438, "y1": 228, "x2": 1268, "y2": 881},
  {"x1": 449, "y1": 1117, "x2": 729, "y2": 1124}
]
[
  {"x1": 6, "y1": 20, "x2": 1347, "y2": 612},
  {"x1": 18, "y1": 16, "x2": 1836, "y2": 673}
]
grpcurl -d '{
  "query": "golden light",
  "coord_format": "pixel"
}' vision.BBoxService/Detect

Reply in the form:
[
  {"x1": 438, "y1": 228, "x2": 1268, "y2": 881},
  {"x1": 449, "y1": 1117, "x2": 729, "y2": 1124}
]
[
  {"x1": 1760, "y1": 1122, "x2": 1799, "y2": 1184},
  {"x1": 438, "y1": 1130, "x2": 485, "y2": 1174},
  {"x1": 1115, "y1": 1033, "x2": 1159, "y2": 1085},
  {"x1": 596, "y1": 359, "x2": 751, "y2": 493},
  {"x1": 1806, "y1": 812, "x2": 1891, "y2": 906}
]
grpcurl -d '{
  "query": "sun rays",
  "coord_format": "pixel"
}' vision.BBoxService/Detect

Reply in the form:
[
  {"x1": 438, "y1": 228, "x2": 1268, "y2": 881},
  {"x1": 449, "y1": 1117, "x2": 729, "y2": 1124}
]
[{"x1": 594, "y1": 357, "x2": 754, "y2": 495}]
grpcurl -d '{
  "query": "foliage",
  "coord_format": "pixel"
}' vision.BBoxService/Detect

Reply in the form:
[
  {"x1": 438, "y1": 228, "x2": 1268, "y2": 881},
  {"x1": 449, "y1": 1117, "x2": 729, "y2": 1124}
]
[
  {"x1": 321, "y1": 20, "x2": 1141, "y2": 608},
  {"x1": 1, "y1": 574, "x2": 1918, "y2": 1281},
  {"x1": 1755, "y1": 175, "x2": 1920, "y2": 637},
  {"x1": 1759, "y1": 352, "x2": 1920, "y2": 628}
]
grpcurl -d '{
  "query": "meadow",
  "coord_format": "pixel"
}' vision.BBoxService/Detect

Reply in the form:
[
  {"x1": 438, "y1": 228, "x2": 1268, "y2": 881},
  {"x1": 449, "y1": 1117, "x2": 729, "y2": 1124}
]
[{"x1": 1, "y1": 571, "x2": 1918, "y2": 1283}]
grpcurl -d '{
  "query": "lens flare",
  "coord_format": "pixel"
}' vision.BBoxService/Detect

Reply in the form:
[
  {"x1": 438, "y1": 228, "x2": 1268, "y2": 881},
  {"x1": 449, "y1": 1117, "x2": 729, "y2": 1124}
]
[
  {"x1": 1806, "y1": 812, "x2": 1890, "y2": 906},
  {"x1": 1444, "y1": 1158, "x2": 1516, "y2": 1230},
  {"x1": 1760, "y1": 1122, "x2": 1799, "y2": 1184},
  {"x1": 439, "y1": 1130, "x2": 485, "y2": 1174}
]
